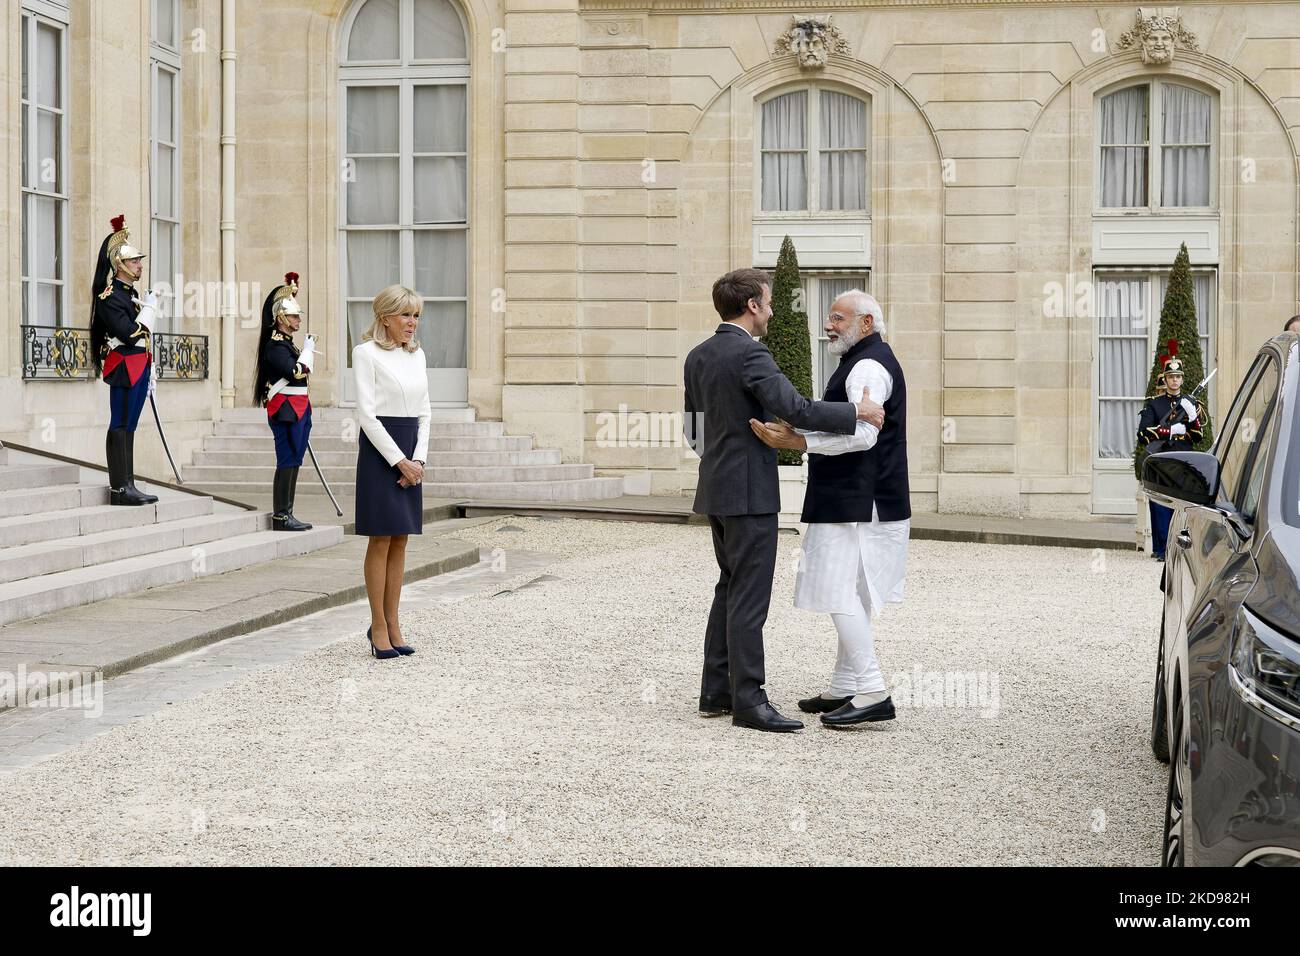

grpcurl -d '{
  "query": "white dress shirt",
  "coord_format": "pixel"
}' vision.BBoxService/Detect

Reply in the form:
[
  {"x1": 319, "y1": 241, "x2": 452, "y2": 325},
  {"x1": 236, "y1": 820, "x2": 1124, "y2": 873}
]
[
  {"x1": 792, "y1": 357, "x2": 909, "y2": 615},
  {"x1": 352, "y1": 340, "x2": 431, "y2": 467}
]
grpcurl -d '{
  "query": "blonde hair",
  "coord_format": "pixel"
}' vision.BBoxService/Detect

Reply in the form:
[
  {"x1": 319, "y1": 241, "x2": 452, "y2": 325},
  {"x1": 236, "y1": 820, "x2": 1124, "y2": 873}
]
[{"x1": 363, "y1": 284, "x2": 423, "y2": 352}]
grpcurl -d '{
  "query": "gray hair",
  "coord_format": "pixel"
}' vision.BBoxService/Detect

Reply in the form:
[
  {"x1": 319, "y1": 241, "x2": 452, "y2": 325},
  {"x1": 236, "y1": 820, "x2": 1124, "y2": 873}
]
[{"x1": 833, "y1": 289, "x2": 886, "y2": 336}]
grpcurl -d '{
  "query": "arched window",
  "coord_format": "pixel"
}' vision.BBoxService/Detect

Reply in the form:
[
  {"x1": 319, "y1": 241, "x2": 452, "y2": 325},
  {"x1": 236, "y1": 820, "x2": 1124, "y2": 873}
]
[
  {"x1": 758, "y1": 86, "x2": 869, "y2": 215},
  {"x1": 339, "y1": 0, "x2": 469, "y2": 405},
  {"x1": 1097, "y1": 81, "x2": 1214, "y2": 210}
]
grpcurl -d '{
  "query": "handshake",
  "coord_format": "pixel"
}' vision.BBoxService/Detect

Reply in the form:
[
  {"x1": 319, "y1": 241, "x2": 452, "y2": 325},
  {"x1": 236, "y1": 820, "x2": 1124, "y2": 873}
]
[{"x1": 750, "y1": 389, "x2": 884, "y2": 451}]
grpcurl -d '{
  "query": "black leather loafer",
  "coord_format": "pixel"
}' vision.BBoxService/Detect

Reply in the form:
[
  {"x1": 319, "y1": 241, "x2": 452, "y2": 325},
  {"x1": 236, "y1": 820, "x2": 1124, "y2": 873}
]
[
  {"x1": 820, "y1": 696, "x2": 896, "y2": 727},
  {"x1": 798, "y1": 693, "x2": 852, "y2": 714},
  {"x1": 732, "y1": 702, "x2": 803, "y2": 732},
  {"x1": 699, "y1": 694, "x2": 732, "y2": 716}
]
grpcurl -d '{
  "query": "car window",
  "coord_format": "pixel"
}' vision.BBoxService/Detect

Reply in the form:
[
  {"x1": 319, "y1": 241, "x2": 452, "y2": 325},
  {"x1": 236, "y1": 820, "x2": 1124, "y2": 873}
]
[
  {"x1": 1240, "y1": 397, "x2": 1280, "y2": 523},
  {"x1": 1219, "y1": 356, "x2": 1280, "y2": 508}
]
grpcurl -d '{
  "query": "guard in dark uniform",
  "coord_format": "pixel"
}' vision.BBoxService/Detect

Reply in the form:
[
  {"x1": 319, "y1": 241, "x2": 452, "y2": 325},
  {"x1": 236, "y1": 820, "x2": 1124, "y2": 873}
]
[
  {"x1": 1137, "y1": 355, "x2": 1205, "y2": 560},
  {"x1": 90, "y1": 215, "x2": 159, "y2": 506},
  {"x1": 252, "y1": 273, "x2": 315, "y2": 531}
]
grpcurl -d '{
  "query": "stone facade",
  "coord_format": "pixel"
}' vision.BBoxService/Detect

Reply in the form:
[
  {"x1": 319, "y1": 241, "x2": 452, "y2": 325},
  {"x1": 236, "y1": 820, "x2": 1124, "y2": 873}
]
[{"x1": 3, "y1": 0, "x2": 1299, "y2": 516}]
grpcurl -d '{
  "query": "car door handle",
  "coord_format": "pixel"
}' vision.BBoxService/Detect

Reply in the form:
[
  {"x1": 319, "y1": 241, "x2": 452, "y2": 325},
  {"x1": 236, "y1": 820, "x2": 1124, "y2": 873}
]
[{"x1": 1176, "y1": 530, "x2": 1192, "y2": 550}]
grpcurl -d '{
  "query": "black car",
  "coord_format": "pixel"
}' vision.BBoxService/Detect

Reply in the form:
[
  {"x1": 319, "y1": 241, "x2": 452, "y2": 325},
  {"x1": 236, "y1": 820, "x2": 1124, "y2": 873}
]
[{"x1": 1144, "y1": 333, "x2": 1300, "y2": 867}]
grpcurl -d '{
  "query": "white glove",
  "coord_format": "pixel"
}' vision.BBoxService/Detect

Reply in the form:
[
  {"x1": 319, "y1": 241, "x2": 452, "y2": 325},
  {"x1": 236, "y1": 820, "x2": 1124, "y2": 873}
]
[
  {"x1": 135, "y1": 305, "x2": 155, "y2": 333},
  {"x1": 139, "y1": 289, "x2": 159, "y2": 309},
  {"x1": 1169, "y1": 423, "x2": 1186, "y2": 437},
  {"x1": 147, "y1": 359, "x2": 158, "y2": 397},
  {"x1": 298, "y1": 348, "x2": 316, "y2": 372},
  {"x1": 1179, "y1": 397, "x2": 1197, "y2": 422}
]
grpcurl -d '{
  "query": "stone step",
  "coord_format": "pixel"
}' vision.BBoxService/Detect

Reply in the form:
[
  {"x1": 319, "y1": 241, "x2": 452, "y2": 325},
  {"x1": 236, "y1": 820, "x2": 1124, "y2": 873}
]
[
  {"x1": 0, "y1": 494, "x2": 213, "y2": 550},
  {"x1": 0, "y1": 525, "x2": 344, "y2": 627},
  {"x1": 211, "y1": 420, "x2": 504, "y2": 438},
  {"x1": 0, "y1": 510, "x2": 266, "y2": 585},
  {"x1": 202, "y1": 432, "x2": 531, "y2": 452},
  {"x1": 191, "y1": 448, "x2": 563, "y2": 467},
  {"x1": 218, "y1": 405, "x2": 476, "y2": 423},
  {"x1": 186, "y1": 463, "x2": 595, "y2": 484},
  {"x1": 0, "y1": 461, "x2": 82, "y2": 492},
  {"x1": 194, "y1": 476, "x2": 625, "y2": 501},
  {"x1": 0, "y1": 482, "x2": 110, "y2": 519}
]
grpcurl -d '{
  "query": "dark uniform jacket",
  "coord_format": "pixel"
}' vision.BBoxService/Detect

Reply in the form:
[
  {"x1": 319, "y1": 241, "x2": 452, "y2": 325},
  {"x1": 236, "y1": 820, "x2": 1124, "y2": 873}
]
[
  {"x1": 261, "y1": 331, "x2": 312, "y2": 422},
  {"x1": 96, "y1": 277, "x2": 151, "y2": 387},
  {"x1": 1138, "y1": 391, "x2": 1206, "y2": 454}
]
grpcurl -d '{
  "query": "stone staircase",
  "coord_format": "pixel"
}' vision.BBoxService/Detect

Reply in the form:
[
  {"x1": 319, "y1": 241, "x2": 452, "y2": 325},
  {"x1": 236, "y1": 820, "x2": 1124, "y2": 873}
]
[
  {"x1": 186, "y1": 407, "x2": 624, "y2": 502},
  {"x1": 0, "y1": 445, "x2": 343, "y2": 627}
]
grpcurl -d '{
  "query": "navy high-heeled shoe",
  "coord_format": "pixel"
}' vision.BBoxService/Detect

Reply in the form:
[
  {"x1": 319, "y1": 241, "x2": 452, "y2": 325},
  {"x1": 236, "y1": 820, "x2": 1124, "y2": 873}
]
[
  {"x1": 367, "y1": 626, "x2": 401, "y2": 660},
  {"x1": 389, "y1": 638, "x2": 415, "y2": 657}
]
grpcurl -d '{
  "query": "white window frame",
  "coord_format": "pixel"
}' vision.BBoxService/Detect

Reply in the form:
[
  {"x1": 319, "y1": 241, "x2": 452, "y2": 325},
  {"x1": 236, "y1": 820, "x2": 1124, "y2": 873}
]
[
  {"x1": 20, "y1": 4, "x2": 70, "y2": 328},
  {"x1": 1093, "y1": 267, "x2": 1218, "y2": 466},
  {"x1": 1095, "y1": 79, "x2": 1218, "y2": 215},
  {"x1": 754, "y1": 83, "x2": 870, "y2": 220},
  {"x1": 150, "y1": 0, "x2": 182, "y2": 332},
  {"x1": 338, "y1": 0, "x2": 471, "y2": 405}
]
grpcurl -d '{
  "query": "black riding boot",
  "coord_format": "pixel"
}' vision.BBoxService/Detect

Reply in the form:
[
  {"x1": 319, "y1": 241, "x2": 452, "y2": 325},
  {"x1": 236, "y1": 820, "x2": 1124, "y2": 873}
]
[
  {"x1": 285, "y1": 466, "x2": 312, "y2": 530},
  {"x1": 123, "y1": 429, "x2": 158, "y2": 504},
  {"x1": 107, "y1": 429, "x2": 151, "y2": 506},
  {"x1": 272, "y1": 467, "x2": 310, "y2": 531}
]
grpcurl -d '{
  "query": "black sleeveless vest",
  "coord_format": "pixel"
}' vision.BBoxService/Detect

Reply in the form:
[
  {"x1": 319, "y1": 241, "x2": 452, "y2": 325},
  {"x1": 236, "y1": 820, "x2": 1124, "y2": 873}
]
[{"x1": 801, "y1": 332, "x2": 911, "y2": 523}]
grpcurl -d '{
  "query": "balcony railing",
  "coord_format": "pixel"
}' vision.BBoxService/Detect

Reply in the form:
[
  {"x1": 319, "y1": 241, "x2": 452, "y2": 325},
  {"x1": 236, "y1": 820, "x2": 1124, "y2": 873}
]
[{"x1": 20, "y1": 325, "x2": 210, "y2": 381}]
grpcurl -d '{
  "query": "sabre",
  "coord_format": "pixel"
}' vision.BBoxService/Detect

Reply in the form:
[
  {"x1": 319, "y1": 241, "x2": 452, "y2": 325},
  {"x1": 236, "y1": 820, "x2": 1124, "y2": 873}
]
[
  {"x1": 306, "y1": 441, "x2": 343, "y2": 517},
  {"x1": 1190, "y1": 367, "x2": 1217, "y2": 400},
  {"x1": 138, "y1": 259, "x2": 182, "y2": 484},
  {"x1": 149, "y1": 391, "x2": 184, "y2": 484}
]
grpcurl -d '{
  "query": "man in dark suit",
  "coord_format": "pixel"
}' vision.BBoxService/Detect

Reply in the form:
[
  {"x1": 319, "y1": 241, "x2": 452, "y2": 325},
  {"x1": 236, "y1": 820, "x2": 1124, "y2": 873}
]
[{"x1": 683, "y1": 268, "x2": 884, "y2": 732}]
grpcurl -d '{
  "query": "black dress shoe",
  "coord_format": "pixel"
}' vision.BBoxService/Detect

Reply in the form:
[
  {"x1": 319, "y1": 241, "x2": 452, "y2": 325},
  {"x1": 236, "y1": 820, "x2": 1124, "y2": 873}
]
[
  {"x1": 732, "y1": 701, "x2": 803, "y2": 733},
  {"x1": 820, "y1": 696, "x2": 896, "y2": 727},
  {"x1": 798, "y1": 693, "x2": 852, "y2": 714},
  {"x1": 698, "y1": 694, "x2": 732, "y2": 717}
]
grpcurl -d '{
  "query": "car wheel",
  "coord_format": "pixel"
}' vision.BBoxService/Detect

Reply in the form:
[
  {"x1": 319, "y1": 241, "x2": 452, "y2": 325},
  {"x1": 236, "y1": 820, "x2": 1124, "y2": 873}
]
[
  {"x1": 1161, "y1": 708, "x2": 1188, "y2": 867},
  {"x1": 1150, "y1": 609, "x2": 1170, "y2": 763}
]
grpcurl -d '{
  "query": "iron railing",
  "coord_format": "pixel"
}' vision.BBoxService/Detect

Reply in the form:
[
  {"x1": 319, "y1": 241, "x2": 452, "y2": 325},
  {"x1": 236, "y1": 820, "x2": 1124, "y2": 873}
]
[{"x1": 20, "y1": 325, "x2": 209, "y2": 381}]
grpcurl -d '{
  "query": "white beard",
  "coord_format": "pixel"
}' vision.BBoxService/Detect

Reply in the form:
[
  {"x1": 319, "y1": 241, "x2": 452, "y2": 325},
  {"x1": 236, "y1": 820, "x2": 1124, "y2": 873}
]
[{"x1": 827, "y1": 326, "x2": 864, "y2": 357}]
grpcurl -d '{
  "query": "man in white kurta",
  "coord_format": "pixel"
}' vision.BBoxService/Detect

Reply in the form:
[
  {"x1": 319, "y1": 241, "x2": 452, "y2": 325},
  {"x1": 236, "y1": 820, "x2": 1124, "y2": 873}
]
[{"x1": 751, "y1": 291, "x2": 909, "y2": 726}]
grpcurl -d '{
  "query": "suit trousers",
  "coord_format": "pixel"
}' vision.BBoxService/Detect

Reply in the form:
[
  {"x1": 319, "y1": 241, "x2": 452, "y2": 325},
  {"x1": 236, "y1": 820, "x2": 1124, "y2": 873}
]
[{"x1": 701, "y1": 513, "x2": 778, "y2": 710}]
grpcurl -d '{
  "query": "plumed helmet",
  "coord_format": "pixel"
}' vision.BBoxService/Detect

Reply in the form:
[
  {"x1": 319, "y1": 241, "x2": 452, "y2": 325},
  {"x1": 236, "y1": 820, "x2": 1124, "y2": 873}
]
[
  {"x1": 104, "y1": 214, "x2": 146, "y2": 273},
  {"x1": 271, "y1": 272, "x2": 302, "y2": 318}
]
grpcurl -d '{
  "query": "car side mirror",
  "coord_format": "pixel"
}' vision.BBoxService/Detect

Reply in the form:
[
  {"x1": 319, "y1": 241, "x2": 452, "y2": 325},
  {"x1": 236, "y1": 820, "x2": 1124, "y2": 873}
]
[{"x1": 1142, "y1": 450, "x2": 1220, "y2": 508}]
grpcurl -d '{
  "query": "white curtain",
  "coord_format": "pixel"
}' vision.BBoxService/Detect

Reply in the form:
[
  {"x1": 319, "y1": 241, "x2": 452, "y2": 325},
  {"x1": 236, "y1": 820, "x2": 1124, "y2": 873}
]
[
  {"x1": 760, "y1": 91, "x2": 806, "y2": 211},
  {"x1": 1099, "y1": 87, "x2": 1148, "y2": 207},
  {"x1": 414, "y1": 0, "x2": 466, "y2": 59},
  {"x1": 414, "y1": 230, "x2": 466, "y2": 297},
  {"x1": 345, "y1": 231, "x2": 399, "y2": 351},
  {"x1": 348, "y1": 0, "x2": 399, "y2": 60},
  {"x1": 1161, "y1": 84, "x2": 1211, "y2": 207},
  {"x1": 1097, "y1": 277, "x2": 1148, "y2": 458},
  {"x1": 819, "y1": 91, "x2": 867, "y2": 211},
  {"x1": 346, "y1": 86, "x2": 399, "y2": 224},
  {"x1": 418, "y1": 302, "x2": 466, "y2": 369}
]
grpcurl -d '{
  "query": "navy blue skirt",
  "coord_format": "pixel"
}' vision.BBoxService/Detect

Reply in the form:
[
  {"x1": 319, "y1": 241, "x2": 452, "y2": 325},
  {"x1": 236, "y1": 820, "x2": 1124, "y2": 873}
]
[{"x1": 355, "y1": 416, "x2": 422, "y2": 536}]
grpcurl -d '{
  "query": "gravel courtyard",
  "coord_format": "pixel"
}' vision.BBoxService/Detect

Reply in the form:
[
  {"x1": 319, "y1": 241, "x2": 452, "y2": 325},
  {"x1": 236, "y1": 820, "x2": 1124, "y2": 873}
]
[{"x1": 0, "y1": 517, "x2": 1167, "y2": 865}]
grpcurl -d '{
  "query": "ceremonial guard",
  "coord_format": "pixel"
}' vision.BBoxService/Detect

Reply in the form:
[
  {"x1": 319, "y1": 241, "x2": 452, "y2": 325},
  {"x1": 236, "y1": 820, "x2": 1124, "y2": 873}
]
[
  {"x1": 1137, "y1": 350, "x2": 1206, "y2": 561},
  {"x1": 90, "y1": 215, "x2": 159, "y2": 506},
  {"x1": 252, "y1": 273, "x2": 315, "y2": 532}
]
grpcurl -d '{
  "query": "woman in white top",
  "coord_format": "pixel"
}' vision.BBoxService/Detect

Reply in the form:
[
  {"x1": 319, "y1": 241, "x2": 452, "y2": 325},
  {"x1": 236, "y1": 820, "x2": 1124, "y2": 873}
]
[{"x1": 352, "y1": 284, "x2": 431, "y2": 660}]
